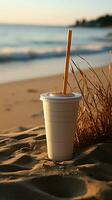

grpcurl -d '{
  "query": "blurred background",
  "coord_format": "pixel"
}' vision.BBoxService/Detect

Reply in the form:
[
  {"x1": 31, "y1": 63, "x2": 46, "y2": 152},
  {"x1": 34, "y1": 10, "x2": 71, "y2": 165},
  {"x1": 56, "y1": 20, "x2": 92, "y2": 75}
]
[{"x1": 0, "y1": 0, "x2": 112, "y2": 84}]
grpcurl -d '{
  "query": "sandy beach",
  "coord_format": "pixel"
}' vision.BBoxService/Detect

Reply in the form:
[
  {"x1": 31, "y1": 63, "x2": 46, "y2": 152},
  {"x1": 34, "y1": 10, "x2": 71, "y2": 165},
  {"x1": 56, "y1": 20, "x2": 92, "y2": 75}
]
[
  {"x1": 0, "y1": 0, "x2": 111, "y2": 198},
  {"x1": 0, "y1": 65, "x2": 112, "y2": 200}
]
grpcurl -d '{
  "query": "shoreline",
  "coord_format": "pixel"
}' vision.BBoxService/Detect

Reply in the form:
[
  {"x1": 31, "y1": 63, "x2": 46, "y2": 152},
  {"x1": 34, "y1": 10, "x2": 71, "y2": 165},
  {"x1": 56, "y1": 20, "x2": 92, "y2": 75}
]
[{"x1": 0, "y1": 64, "x2": 111, "y2": 132}]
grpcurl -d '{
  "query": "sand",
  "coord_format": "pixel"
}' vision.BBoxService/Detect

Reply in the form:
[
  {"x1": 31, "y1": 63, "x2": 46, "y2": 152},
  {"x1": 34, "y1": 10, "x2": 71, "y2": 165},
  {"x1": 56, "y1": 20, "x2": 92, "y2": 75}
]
[
  {"x1": 0, "y1": 126, "x2": 112, "y2": 200},
  {"x1": 0, "y1": 65, "x2": 112, "y2": 199},
  {"x1": 0, "y1": 72, "x2": 69, "y2": 132}
]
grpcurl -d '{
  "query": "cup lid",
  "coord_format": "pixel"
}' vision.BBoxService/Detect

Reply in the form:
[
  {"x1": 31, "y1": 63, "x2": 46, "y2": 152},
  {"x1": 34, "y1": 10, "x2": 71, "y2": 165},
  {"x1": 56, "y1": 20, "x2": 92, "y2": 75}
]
[{"x1": 40, "y1": 92, "x2": 81, "y2": 102}]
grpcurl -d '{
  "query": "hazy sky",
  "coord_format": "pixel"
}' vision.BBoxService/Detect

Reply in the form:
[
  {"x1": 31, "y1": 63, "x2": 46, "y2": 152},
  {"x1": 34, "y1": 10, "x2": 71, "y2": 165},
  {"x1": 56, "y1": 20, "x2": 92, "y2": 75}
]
[{"x1": 0, "y1": 0, "x2": 112, "y2": 25}]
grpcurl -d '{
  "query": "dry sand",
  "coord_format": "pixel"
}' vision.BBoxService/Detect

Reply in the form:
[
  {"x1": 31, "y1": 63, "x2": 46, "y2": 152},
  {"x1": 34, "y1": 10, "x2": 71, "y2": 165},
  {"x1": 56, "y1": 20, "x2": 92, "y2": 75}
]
[
  {"x1": 0, "y1": 126, "x2": 112, "y2": 200},
  {"x1": 0, "y1": 65, "x2": 112, "y2": 199}
]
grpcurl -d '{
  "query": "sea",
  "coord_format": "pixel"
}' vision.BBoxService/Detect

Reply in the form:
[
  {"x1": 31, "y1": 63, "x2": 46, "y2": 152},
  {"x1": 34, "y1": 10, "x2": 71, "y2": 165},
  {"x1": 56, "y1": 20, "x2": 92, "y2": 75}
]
[{"x1": 0, "y1": 24, "x2": 112, "y2": 84}]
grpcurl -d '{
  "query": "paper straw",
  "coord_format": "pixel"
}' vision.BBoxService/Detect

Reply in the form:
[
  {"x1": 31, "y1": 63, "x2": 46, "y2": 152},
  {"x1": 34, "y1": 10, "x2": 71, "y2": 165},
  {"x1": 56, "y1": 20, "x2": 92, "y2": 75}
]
[{"x1": 63, "y1": 30, "x2": 72, "y2": 95}]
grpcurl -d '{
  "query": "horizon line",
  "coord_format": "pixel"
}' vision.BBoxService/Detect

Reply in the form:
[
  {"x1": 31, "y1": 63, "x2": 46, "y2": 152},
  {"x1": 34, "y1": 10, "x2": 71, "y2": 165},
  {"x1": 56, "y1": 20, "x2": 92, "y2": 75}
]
[
  {"x1": 0, "y1": 13, "x2": 111, "y2": 27},
  {"x1": 0, "y1": 22, "x2": 67, "y2": 27}
]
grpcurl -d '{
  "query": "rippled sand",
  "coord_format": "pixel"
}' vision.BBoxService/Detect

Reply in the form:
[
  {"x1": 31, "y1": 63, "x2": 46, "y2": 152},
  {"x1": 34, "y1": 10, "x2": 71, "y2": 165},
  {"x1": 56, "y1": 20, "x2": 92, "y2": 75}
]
[{"x1": 0, "y1": 126, "x2": 112, "y2": 200}]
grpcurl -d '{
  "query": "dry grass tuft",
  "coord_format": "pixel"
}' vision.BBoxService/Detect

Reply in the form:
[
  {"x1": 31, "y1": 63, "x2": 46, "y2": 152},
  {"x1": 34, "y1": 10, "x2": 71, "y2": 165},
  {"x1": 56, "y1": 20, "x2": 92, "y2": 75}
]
[{"x1": 71, "y1": 57, "x2": 112, "y2": 146}]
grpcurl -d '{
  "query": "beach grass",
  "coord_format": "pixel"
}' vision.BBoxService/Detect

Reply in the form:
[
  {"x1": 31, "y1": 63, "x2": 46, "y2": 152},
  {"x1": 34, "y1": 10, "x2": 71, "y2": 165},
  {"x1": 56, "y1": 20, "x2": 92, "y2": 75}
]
[{"x1": 71, "y1": 57, "x2": 112, "y2": 146}]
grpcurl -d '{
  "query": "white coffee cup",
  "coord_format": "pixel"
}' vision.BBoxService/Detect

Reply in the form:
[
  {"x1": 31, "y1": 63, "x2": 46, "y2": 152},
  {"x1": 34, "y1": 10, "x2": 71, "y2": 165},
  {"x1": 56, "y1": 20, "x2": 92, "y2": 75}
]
[{"x1": 40, "y1": 92, "x2": 81, "y2": 161}]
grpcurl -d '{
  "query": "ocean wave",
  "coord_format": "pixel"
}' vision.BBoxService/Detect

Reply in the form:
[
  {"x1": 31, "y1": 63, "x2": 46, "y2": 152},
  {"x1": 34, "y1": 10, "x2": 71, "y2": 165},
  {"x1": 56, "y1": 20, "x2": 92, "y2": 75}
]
[
  {"x1": 32, "y1": 40, "x2": 66, "y2": 45},
  {"x1": 0, "y1": 45, "x2": 111, "y2": 63}
]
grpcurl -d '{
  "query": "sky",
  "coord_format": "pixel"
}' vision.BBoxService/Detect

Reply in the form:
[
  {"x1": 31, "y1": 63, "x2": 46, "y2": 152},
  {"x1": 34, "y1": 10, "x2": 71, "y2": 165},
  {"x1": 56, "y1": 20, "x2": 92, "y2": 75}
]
[{"x1": 0, "y1": 0, "x2": 112, "y2": 25}]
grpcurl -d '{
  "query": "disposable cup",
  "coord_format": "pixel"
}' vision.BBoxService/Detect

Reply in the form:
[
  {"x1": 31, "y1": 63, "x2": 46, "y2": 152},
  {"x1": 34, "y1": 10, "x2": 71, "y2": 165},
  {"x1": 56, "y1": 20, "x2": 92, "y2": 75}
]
[{"x1": 40, "y1": 92, "x2": 81, "y2": 161}]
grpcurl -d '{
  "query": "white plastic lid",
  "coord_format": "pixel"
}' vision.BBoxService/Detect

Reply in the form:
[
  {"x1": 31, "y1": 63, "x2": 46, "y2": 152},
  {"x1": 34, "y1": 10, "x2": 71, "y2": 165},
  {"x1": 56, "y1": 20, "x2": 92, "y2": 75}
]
[{"x1": 40, "y1": 92, "x2": 81, "y2": 102}]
